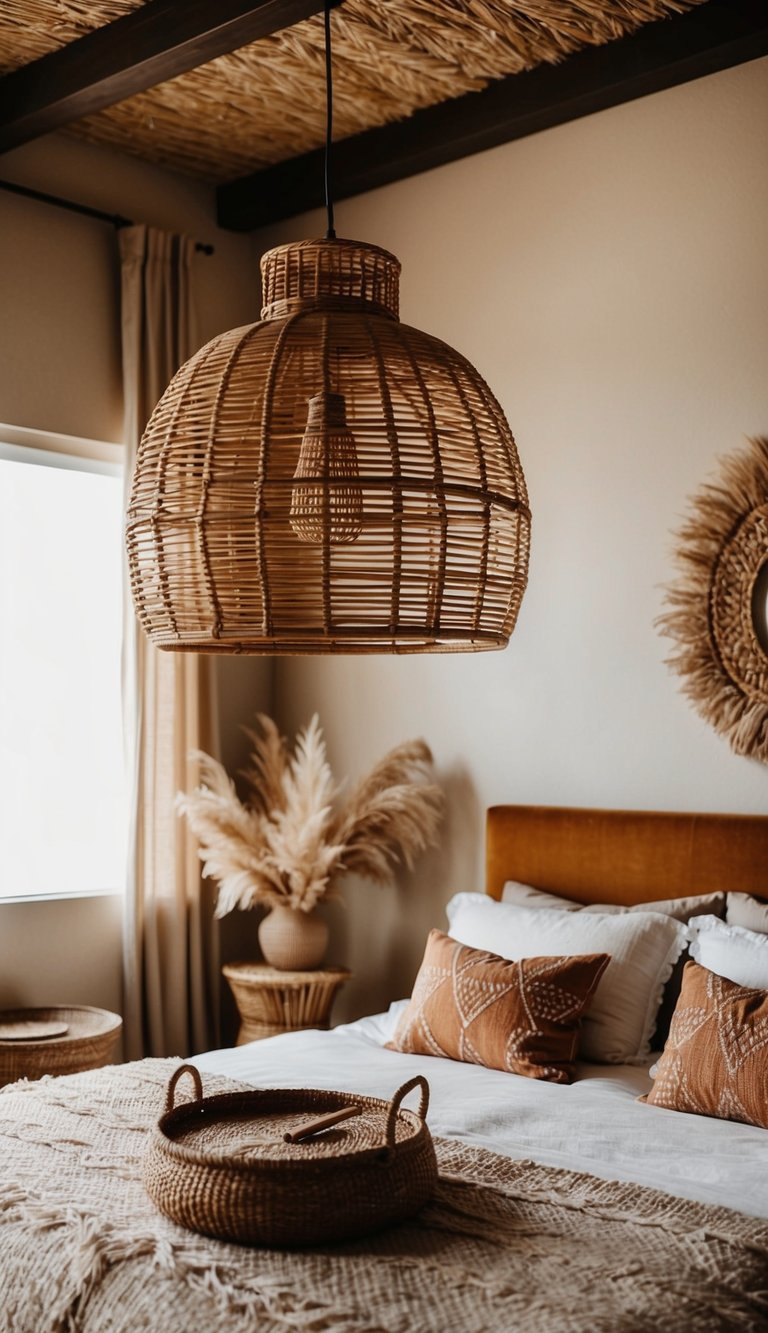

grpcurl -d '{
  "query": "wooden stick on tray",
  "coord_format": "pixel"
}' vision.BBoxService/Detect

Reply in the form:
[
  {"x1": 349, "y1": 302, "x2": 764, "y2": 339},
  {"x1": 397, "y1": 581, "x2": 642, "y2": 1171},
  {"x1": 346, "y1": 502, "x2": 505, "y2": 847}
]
[{"x1": 284, "y1": 1105, "x2": 361, "y2": 1143}]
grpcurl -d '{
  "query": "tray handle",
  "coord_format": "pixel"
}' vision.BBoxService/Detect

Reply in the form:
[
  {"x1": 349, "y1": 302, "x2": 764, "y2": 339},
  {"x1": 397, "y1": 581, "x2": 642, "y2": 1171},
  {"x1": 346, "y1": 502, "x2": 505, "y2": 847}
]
[
  {"x1": 384, "y1": 1075, "x2": 430, "y2": 1153},
  {"x1": 165, "y1": 1062, "x2": 203, "y2": 1114}
]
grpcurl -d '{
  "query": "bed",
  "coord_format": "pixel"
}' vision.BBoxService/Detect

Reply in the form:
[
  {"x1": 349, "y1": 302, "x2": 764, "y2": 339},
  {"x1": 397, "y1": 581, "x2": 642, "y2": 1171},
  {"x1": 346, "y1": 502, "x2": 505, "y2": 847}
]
[{"x1": 2, "y1": 806, "x2": 768, "y2": 1331}]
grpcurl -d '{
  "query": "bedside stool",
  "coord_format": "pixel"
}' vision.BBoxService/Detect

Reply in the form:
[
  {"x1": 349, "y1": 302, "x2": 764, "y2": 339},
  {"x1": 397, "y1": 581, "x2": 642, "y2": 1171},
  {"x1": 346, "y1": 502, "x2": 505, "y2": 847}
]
[{"x1": 223, "y1": 963, "x2": 351, "y2": 1045}]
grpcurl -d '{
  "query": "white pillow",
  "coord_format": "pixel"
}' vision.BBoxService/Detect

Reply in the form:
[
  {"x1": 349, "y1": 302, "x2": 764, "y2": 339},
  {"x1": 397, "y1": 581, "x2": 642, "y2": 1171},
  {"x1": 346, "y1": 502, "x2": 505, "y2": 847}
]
[
  {"x1": 688, "y1": 914, "x2": 768, "y2": 989},
  {"x1": 445, "y1": 892, "x2": 686, "y2": 1065},
  {"x1": 502, "y1": 880, "x2": 725, "y2": 922}
]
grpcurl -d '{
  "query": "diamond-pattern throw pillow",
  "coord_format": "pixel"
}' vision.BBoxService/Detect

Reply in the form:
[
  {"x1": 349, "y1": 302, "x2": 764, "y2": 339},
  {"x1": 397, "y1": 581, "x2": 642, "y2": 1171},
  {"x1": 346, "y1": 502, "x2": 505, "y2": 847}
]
[
  {"x1": 644, "y1": 959, "x2": 768, "y2": 1129},
  {"x1": 387, "y1": 930, "x2": 610, "y2": 1084}
]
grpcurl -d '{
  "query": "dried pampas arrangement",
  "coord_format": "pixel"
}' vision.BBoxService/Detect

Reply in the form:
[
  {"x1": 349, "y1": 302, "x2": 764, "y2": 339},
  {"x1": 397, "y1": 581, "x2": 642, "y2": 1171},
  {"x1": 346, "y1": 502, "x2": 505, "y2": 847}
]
[
  {"x1": 657, "y1": 436, "x2": 768, "y2": 762},
  {"x1": 177, "y1": 715, "x2": 443, "y2": 916}
]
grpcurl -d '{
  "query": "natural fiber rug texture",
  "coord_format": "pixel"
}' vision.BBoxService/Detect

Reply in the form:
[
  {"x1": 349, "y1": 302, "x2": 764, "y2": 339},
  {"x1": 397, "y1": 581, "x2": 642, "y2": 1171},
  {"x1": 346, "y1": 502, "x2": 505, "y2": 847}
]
[{"x1": 0, "y1": 1059, "x2": 766, "y2": 1332}]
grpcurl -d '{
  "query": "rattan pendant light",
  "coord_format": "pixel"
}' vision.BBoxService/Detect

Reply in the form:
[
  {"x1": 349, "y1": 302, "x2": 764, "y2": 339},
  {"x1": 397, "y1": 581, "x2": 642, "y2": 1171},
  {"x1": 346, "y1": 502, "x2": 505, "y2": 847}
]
[{"x1": 126, "y1": 6, "x2": 530, "y2": 655}]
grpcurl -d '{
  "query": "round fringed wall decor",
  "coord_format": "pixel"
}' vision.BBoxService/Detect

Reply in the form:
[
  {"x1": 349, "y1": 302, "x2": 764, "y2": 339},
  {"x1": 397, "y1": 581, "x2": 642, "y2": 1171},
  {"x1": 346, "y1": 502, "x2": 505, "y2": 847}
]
[
  {"x1": 126, "y1": 237, "x2": 531, "y2": 654},
  {"x1": 657, "y1": 436, "x2": 768, "y2": 762}
]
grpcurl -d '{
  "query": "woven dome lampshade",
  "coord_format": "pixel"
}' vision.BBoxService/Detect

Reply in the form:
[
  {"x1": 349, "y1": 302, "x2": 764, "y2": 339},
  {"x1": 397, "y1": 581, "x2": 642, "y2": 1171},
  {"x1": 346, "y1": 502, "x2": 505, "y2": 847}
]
[{"x1": 126, "y1": 237, "x2": 531, "y2": 653}]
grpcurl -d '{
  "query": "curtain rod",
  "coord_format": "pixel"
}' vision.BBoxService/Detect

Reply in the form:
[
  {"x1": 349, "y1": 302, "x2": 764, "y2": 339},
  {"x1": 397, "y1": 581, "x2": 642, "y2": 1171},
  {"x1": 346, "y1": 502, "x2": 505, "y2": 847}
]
[{"x1": 0, "y1": 178, "x2": 215, "y2": 254}]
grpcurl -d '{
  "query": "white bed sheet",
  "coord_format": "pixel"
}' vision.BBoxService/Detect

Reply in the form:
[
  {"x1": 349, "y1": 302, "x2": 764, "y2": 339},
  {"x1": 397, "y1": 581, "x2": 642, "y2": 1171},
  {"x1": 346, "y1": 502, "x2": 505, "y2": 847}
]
[{"x1": 195, "y1": 1001, "x2": 768, "y2": 1220}]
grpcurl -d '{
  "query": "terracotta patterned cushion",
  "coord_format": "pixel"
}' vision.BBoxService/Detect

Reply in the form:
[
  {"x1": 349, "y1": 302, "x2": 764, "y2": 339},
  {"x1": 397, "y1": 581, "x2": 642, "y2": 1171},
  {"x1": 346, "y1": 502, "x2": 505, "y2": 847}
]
[
  {"x1": 386, "y1": 929, "x2": 610, "y2": 1084},
  {"x1": 644, "y1": 959, "x2": 768, "y2": 1129},
  {"x1": 501, "y1": 882, "x2": 726, "y2": 1048}
]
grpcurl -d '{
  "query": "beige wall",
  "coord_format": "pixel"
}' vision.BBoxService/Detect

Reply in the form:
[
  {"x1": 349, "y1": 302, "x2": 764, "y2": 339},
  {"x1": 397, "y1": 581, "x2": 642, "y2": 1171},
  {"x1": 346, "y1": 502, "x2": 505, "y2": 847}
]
[
  {"x1": 0, "y1": 894, "x2": 123, "y2": 1012},
  {"x1": 251, "y1": 57, "x2": 768, "y2": 1020},
  {"x1": 0, "y1": 133, "x2": 259, "y2": 442},
  {"x1": 0, "y1": 134, "x2": 271, "y2": 1026}
]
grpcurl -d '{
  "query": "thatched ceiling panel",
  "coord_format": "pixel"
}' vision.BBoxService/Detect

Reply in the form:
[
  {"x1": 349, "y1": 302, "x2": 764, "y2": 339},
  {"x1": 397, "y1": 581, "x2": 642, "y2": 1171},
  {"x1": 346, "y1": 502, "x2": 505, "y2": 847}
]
[{"x1": 0, "y1": 1, "x2": 706, "y2": 184}]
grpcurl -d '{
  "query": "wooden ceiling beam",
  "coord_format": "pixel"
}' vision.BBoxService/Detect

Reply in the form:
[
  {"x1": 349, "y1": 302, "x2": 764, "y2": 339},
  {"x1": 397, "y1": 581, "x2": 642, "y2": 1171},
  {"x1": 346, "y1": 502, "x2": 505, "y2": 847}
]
[
  {"x1": 0, "y1": 0, "x2": 334, "y2": 155},
  {"x1": 217, "y1": 0, "x2": 768, "y2": 232}
]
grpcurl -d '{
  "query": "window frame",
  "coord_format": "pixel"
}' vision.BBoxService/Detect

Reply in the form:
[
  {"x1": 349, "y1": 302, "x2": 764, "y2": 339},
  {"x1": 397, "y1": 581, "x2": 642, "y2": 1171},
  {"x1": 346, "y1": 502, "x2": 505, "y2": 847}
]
[{"x1": 0, "y1": 420, "x2": 121, "y2": 476}]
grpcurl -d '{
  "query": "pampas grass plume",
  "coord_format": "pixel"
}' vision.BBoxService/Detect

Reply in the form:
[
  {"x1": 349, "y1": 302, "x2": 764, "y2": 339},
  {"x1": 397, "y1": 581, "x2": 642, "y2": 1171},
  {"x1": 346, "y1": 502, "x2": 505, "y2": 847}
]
[{"x1": 178, "y1": 715, "x2": 443, "y2": 915}]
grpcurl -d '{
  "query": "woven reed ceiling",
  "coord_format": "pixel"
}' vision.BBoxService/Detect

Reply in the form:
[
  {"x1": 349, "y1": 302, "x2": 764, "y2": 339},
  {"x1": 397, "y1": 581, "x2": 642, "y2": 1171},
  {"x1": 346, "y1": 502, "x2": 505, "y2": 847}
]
[{"x1": 0, "y1": 1, "x2": 706, "y2": 184}]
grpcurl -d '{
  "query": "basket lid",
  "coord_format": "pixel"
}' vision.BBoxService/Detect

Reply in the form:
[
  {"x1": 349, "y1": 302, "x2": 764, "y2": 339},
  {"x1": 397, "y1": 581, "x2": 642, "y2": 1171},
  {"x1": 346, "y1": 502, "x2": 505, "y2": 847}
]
[{"x1": 156, "y1": 1066, "x2": 430, "y2": 1168}]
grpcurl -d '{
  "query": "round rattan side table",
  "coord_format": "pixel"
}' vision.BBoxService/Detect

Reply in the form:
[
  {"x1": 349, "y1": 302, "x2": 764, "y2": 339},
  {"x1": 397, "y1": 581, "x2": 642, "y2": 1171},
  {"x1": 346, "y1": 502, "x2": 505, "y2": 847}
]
[
  {"x1": 0, "y1": 1005, "x2": 122, "y2": 1087},
  {"x1": 222, "y1": 963, "x2": 351, "y2": 1045}
]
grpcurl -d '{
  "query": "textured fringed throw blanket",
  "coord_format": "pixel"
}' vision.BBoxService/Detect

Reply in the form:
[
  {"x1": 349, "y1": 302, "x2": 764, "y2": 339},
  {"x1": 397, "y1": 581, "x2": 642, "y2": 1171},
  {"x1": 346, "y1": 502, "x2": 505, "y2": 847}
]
[{"x1": 1, "y1": 1060, "x2": 767, "y2": 1332}]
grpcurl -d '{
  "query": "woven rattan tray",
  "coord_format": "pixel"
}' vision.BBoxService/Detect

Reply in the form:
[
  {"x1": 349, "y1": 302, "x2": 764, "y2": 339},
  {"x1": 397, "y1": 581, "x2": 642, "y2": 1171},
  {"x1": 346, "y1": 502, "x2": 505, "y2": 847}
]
[{"x1": 144, "y1": 1064, "x2": 437, "y2": 1247}]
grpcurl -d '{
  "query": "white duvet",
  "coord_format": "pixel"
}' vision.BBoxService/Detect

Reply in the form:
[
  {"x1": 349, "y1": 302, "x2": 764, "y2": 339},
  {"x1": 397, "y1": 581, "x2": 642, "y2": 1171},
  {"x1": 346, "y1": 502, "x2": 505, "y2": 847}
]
[{"x1": 195, "y1": 1001, "x2": 768, "y2": 1221}]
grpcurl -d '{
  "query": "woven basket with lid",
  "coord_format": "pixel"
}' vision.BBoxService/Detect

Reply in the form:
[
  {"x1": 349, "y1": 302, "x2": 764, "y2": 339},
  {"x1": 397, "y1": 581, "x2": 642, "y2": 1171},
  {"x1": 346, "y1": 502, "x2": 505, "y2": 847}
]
[
  {"x1": 143, "y1": 1064, "x2": 437, "y2": 1247},
  {"x1": 127, "y1": 237, "x2": 530, "y2": 654},
  {"x1": 0, "y1": 1006, "x2": 122, "y2": 1086}
]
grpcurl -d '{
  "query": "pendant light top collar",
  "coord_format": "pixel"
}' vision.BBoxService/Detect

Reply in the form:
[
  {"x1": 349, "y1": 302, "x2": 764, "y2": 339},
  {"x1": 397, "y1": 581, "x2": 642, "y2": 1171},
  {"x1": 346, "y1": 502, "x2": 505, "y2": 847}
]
[{"x1": 260, "y1": 237, "x2": 401, "y2": 322}]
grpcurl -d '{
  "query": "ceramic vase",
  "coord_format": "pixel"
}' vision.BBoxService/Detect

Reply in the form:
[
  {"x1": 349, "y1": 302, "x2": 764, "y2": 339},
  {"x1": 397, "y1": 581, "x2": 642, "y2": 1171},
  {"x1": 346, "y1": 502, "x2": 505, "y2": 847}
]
[{"x1": 258, "y1": 903, "x2": 329, "y2": 971}]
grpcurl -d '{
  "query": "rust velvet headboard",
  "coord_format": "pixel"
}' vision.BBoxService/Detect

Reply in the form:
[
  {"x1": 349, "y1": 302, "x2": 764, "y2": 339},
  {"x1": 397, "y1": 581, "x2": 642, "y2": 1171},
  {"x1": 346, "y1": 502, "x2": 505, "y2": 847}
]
[{"x1": 485, "y1": 806, "x2": 768, "y2": 906}]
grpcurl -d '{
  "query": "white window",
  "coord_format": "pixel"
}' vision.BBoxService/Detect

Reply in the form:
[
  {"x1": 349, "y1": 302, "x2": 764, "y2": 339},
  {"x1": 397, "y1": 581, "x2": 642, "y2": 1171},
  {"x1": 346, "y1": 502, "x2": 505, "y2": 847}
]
[{"x1": 0, "y1": 424, "x2": 126, "y2": 900}]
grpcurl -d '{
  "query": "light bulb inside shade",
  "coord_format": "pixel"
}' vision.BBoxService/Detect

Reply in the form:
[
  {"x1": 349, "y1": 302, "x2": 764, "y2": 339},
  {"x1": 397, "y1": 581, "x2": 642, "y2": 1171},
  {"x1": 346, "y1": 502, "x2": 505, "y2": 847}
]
[{"x1": 290, "y1": 391, "x2": 363, "y2": 544}]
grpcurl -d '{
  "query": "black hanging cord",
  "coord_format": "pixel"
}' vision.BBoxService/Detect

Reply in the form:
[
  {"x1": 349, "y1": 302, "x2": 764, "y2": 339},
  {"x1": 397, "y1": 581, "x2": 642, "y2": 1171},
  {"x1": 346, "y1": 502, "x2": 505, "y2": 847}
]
[{"x1": 323, "y1": 0, "x2": 336, "y2": 240}]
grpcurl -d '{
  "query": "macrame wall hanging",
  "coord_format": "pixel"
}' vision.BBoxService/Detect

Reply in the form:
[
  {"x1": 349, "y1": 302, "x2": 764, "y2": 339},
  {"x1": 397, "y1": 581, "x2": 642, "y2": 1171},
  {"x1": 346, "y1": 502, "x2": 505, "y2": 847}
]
[{"x1": 657, "y1": 436, "x2": 768, "y2": 762}]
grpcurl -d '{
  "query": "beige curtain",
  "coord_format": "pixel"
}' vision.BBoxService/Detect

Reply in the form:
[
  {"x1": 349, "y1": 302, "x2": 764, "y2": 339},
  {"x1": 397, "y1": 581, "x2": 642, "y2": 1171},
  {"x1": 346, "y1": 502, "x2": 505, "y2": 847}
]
[{"x1": 120, "y1": 225, "x2": 219, "y2": 1060}]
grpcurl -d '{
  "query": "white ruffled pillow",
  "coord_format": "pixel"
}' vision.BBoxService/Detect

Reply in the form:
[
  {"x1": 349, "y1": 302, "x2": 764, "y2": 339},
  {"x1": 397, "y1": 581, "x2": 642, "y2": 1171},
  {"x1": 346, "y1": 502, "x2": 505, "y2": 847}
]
[
  {"x1": 688, "y1": 915, "x2": 768, "y2": 989},
  {"x1": 445, "y1": 892, "x2": 687, "y2": 1065}
]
